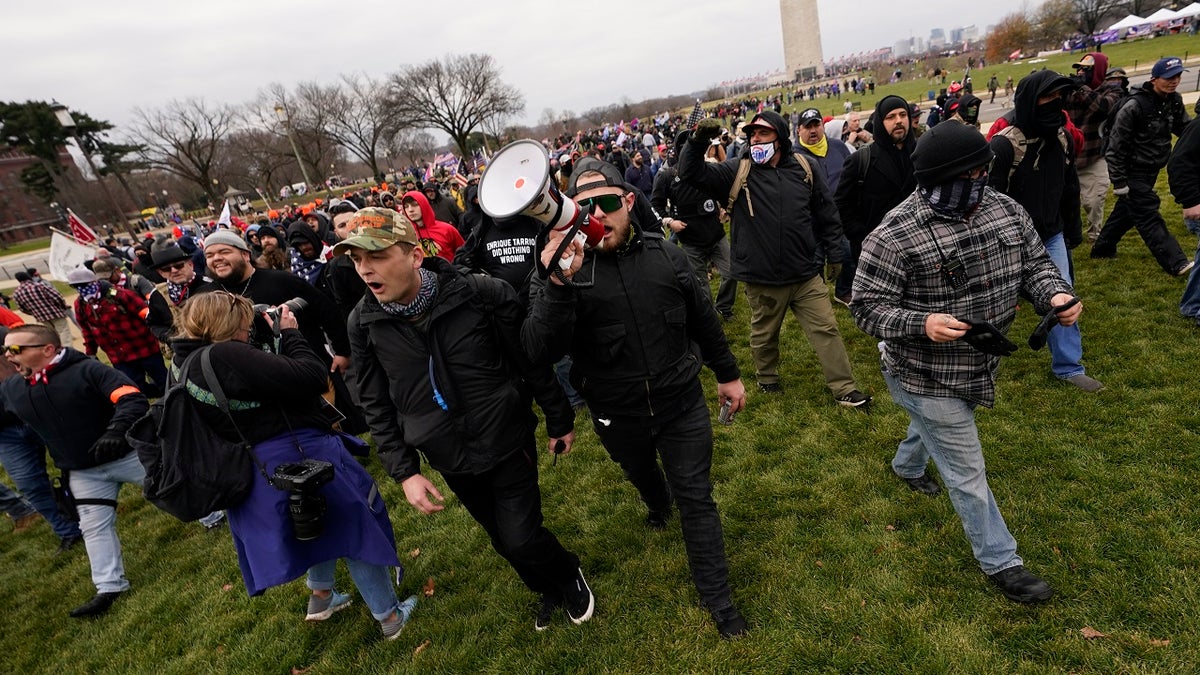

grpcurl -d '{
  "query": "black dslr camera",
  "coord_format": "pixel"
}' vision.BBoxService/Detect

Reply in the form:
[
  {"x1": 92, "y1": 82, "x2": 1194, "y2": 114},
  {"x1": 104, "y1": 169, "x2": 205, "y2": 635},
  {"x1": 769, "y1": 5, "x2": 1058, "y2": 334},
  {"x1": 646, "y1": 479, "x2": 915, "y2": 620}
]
[
  {"x1": 271, "y1": 459, "x2": 334, "y2": 541},
  {"x1": 250, "y1": 297, "x2": 308, "y2": 346}
]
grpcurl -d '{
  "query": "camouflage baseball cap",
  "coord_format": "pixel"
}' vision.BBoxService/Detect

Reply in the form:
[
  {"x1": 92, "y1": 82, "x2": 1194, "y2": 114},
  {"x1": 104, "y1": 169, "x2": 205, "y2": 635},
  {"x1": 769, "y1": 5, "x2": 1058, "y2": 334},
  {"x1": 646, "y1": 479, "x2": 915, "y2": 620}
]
[{"x1": 331, "y1": 207, "x2": 419, "y2": 255}]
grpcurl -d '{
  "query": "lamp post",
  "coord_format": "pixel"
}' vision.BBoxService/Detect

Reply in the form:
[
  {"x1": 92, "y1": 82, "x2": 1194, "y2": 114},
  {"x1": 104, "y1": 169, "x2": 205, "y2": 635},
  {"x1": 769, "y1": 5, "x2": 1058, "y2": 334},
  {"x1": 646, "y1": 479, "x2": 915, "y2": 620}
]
[
  {"x1": 51, "y1": 101, "x2": 137, "y2": 239},
  {"x1": 274, "y1": 104, "x2": 314, "y2": 194}
]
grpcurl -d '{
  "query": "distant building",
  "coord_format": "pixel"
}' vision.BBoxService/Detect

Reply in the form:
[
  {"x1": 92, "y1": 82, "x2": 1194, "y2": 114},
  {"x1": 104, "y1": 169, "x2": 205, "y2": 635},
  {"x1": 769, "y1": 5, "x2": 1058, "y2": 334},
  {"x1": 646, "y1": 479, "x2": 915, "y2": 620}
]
[
  {"x1": 930, "y1": 27, "x2": 946, "y2": 49},
  {"x1": 0, "y1": 146, "x2": 72, "y2": 244},
  {"x1": 780, "y1": 0, "x2": 824, "y2": 81},
  {"x1": 894, "y1": 36, "x2": 926, "y2": 58}
]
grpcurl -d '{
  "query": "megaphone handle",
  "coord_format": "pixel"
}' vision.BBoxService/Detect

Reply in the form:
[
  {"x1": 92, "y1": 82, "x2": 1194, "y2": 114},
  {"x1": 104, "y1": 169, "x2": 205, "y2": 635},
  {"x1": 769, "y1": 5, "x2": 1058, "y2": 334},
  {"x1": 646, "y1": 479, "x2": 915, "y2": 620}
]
[{"x1": 558, "y1": 231, "x2": 587, "y2": 270}]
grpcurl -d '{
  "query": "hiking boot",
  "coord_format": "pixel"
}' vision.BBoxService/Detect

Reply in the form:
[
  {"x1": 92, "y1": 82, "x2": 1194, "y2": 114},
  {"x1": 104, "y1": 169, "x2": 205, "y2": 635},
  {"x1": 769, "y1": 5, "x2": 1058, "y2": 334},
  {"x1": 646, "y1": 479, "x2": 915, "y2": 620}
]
[
  {"x1": 645, "y1": 508, "x2": 671, "y2": 530},
  {"x1": 897, "y1": 472, "x2": 941, "y2": 496},
  {"x1": 69, "y1": 591, "x2": 122, "y2": 618},
  {"x1": 535, "y1": 594, "x2": 559, "y2": 631},
  {"x1": 55, "y1": 535, "x2": 82, "y2": 556},
  {"x1": 758, "y1": 382, "x2": 783, "y2": 394},
  {"x1": 987, "y1": 565, "x2": 1054, "y2": 603},
  {"x1": 381, "y1": 595, "x2": 419, "y2": 641},
  {"x1": 711, "y1": 604, "x2": 748, "y2": 639},
  {"x1": 563, "y1": 568, "x2": 594, "y2": 625},
  {"x1": 12, "y1": 512, "x2": 40, "y2": 533},
  {"x1": 305, "y1": 589, "x2": 352, "y2": 621},
  {"x1": 835, "y1": 390, "x2": 872, "y2": 409}
]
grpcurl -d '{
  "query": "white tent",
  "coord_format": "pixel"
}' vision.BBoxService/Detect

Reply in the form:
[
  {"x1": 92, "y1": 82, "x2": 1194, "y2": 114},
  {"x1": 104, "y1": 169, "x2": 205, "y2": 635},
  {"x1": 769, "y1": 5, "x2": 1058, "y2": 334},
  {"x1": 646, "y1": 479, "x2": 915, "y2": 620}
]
[
  {"x1": 1174, "y1": 2, "x2": 1200, "y2": 17},
  {"x1": 1108, "y1": 14, "x2": 1149, "y2": 30},
  {"x1": 1145, "y1": 7, "x2": 1180, "y2": 22}
]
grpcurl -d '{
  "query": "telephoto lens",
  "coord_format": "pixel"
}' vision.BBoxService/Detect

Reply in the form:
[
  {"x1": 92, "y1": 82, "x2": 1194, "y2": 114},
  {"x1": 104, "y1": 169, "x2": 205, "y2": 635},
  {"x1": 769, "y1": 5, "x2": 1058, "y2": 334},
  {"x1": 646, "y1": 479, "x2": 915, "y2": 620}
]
[{"x1": 271, "y1": 459, "x2": 335, "y2": 541}]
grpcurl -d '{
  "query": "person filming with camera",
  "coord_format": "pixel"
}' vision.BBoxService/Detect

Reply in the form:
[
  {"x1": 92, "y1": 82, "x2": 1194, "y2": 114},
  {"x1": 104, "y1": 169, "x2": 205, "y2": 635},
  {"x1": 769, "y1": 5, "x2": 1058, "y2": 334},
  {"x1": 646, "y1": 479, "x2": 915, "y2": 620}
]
[{"x1": 169, "y1": 292, "x2": 417, "y2": 640}]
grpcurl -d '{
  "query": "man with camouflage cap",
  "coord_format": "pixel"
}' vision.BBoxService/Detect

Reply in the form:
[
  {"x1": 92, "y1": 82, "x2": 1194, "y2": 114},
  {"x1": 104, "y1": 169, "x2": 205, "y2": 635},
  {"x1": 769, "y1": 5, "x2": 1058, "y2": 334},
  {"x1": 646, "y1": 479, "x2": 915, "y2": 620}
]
[{"x1": 337, "y1": 208, "x2": 593, "y2": 632}]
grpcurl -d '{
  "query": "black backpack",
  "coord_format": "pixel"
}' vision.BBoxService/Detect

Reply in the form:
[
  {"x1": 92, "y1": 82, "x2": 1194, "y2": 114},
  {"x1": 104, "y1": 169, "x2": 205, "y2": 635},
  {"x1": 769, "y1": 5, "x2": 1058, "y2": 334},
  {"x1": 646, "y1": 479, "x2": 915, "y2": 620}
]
[{"x1": 126, "y1": 346, "x2": 265, "y2": 522}]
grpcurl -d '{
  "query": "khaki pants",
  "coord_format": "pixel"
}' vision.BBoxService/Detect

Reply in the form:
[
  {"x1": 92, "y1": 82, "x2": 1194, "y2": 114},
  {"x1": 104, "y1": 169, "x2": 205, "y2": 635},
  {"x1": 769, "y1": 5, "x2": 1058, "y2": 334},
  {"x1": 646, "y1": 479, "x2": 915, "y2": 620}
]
[
  {"x1": 744, "y1": 275, "x2": 857, "y2": 397},
  {"x1": 45, "y1": 317, "x2": 73, "y2": 348},
  {"x1": 1078, "y1": 158, "x2": 1108, "y2": 242}
]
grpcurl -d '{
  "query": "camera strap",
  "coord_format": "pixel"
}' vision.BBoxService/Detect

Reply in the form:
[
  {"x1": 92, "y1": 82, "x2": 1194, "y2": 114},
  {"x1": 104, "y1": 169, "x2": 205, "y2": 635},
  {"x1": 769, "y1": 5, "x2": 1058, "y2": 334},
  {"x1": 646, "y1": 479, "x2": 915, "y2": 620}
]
[{"x1": 199, "y1": 347, "x2": 269, "y2": 479}]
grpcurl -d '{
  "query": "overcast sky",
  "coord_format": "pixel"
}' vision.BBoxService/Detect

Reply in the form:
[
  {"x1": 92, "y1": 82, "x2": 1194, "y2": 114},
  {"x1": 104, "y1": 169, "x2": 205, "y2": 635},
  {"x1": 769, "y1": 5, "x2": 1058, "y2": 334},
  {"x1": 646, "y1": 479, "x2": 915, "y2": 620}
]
[{"x1": 7, "y1": 0, "x2": 1010, "y2": 137}]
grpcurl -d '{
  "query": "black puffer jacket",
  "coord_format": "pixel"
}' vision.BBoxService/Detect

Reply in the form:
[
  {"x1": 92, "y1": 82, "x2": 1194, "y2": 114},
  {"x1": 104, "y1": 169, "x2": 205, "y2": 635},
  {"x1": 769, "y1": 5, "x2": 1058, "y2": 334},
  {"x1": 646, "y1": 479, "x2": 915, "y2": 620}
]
[
  {"x1": 522, "y1": 215, "x2": 740, "y2": 420},
  {"x1": 1106, "y1": 81, "x2": 1190, "y2": 186},
  {"x1": 677, "y1": 109, "x2": 844, "y2": 285},
  {"x1": 0, "y1": 349, "x2": 148, "y2": 470},
  {"x1": 349, "y1": 257, "x2": 572, "y2": 481}
]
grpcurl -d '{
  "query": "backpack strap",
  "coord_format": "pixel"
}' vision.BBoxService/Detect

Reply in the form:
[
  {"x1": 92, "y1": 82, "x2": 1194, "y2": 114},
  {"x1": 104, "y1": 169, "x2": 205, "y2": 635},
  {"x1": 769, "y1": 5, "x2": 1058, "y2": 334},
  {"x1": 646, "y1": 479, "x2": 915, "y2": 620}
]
[
  {"x1": 725, "y1": 153, "x2": 813, "y2": 216},
  {"x1": 198, "y1": 346, "x2": 268, "y2": 477}
]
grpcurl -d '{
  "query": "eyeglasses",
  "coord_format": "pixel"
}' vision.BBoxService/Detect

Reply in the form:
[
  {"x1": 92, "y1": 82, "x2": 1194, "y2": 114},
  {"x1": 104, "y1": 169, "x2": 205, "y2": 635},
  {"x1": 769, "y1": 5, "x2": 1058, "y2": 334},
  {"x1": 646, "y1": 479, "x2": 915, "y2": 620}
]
[
  {"x1": 161, "y1": 262, "x2": 189, "y2": 272},
  {"x1": 576, "y1": 193, "x2": 627, "y2": 214},
  {"x1": 4, "y1": 344, "x2": 46, "y2": 355}
]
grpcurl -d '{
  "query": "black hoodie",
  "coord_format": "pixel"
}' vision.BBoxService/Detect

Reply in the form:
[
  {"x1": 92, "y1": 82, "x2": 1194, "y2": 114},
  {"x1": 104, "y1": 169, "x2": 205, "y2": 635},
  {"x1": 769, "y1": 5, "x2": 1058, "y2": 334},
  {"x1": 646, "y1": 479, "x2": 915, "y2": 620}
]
[
  {"x1": 989, "y1": 70, "x2": 1082, "y2": 245},
  {"x1": 677, "y1": 109, "x2": 843, "y2": 285},
  {"x1": 834, "y1": 95, "x2": 917, "y2": 244}
]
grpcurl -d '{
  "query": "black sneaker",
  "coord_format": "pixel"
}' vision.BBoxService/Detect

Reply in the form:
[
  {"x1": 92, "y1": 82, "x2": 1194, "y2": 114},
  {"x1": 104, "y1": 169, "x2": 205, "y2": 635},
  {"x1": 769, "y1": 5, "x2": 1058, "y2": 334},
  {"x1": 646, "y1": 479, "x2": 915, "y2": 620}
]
[
  {"x1": 987, "y1": 565, "x2": 1054, "y2": 603},
  {"x1": 758, "y1": 382, "x2": 783, "y2": 394},
  {"x1": 69, "y1": 591, "x2": 123, "y2": 618},
  {"x1": 835, "y1": 390, "x2": 871, "y2": 409},
  {"x1": 563, "y1": 568, "x2": 594, "y2": 625},
  {"x1": 897, "y1": 472, "x2": 941, "y2": 496},
  {"x1": 535, "y1": 594, "x2": 559, "y2": 632},
  {"x1": 645, "y1": 508, "x2": 671, "y2": 530},
  {"x1": 55, "y1": 535, "x2": 82, "y2": 556},
  {"x1": 711, "y1": 605, "x2": 748, "y2": 639}
]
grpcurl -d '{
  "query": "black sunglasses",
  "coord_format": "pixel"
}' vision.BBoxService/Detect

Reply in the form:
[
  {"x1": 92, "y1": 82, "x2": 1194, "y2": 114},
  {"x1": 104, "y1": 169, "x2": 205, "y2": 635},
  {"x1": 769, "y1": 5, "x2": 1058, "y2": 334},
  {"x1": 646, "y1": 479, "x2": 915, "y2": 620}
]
[
  {"x1": 4, "y1": 344, "x2": 47, "y2": 355},
  {"x1": 577, "y1": 193, "x2": 627, "y2": 214},
  {"x1": 160, "y1": 261, "x2": 189, "y2": 272}
]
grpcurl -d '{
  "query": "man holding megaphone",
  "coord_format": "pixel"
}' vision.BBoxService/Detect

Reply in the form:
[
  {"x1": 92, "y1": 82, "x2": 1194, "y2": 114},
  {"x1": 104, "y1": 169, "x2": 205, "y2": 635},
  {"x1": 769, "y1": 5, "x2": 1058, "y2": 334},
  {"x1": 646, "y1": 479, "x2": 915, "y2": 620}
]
[{"x1": 521, "y1": 158, "x2": 750, "y2": 639}]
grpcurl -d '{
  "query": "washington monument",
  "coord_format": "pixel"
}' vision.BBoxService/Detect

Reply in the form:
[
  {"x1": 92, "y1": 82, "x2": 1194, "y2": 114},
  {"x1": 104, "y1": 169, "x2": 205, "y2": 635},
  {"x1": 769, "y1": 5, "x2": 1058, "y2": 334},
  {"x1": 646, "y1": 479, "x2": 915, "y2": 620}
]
[{"x1": 780, "y1": 0, "x2": 824, "y2": 80}]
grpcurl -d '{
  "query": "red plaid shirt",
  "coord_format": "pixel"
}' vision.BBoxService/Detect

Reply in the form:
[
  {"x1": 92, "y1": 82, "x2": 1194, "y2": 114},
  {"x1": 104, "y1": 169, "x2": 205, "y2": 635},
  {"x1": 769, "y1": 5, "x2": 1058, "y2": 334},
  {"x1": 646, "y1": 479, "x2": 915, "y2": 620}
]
[{"x1": 74, "y1": 284, "x2": 161, "y2": 364}]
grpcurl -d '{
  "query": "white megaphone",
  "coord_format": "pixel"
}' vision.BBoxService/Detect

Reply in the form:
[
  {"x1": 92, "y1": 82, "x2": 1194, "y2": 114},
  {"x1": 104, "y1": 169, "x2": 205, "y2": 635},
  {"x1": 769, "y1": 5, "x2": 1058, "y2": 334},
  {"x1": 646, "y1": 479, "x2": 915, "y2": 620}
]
[{"x1": 478, "y1": 140, "x2": 605, "y2": 272}]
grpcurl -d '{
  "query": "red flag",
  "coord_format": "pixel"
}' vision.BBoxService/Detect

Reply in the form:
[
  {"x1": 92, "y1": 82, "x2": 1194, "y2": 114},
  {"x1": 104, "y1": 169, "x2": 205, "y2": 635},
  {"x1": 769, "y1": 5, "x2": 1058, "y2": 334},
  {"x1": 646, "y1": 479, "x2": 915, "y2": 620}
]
[{"x1": 66, "y1": 208, "x2": 98, "y2": 245}]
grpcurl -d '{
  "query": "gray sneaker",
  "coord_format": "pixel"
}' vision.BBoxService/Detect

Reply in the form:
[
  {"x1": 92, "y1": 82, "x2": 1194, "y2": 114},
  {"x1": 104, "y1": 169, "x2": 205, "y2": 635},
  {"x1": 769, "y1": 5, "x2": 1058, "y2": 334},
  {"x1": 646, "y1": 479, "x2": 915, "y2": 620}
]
[
  {"x1": 1065, "y1": 374, "x2": 1104, "y2": 393},
  {"x1": 305, "y1": 590, "x2": 351, "y2": 621},
  {"x1": 381, "y1": 595, "x2": 419, "y2": 641}
]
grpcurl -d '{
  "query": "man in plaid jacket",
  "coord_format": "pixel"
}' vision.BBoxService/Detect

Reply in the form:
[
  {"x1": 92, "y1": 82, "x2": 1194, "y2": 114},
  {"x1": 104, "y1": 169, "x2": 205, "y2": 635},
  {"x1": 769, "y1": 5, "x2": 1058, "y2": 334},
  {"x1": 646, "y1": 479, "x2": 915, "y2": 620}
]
[{"x1": 65, "y1": 268, "x2": 167, "y2": 397}]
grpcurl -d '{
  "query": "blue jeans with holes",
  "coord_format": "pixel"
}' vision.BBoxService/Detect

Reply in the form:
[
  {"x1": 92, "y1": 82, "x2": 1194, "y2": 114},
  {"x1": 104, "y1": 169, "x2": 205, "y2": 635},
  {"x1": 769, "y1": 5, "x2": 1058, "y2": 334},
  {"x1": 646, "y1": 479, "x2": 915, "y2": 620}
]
[
  {"x1": 1180, "y1": 219, "x2": 1200, "y2": 319},
  {"x1": 0, "y1": 425, "x2": 80, "y2": 540},
  {"x1": 307, "y1": 559, "x2": 400, "y2": 621},
  {"x1": 884, "y1": 371, "x2": 1023, "y2": 575},
  {"x1": 1042, "y1": 233, "x2": 1085, "y2": 379},
  {"x1": 69, "y1": 452, "x2": 145, "y2": 593}
]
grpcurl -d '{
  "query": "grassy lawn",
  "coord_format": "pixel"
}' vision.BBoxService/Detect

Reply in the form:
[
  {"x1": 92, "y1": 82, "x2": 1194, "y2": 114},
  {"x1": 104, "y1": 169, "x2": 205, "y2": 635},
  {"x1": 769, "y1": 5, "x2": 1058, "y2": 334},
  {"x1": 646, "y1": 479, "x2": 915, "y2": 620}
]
[
  {"x1": 2, "y1": 159, "x2": 1199, "y2": 673},
  {"x1": 718, "y1": 32, "x2": 1200, "y2": 121}
]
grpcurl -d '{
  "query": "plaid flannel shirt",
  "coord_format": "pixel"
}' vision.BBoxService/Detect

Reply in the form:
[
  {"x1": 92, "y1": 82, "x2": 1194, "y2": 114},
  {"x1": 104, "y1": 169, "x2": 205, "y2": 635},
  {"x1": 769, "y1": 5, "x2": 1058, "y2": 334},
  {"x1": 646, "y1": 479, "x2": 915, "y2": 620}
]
[
  {"x1": 74, "y1": 285, "x2": 161, "y2": 364},
  {"x1": 12, "y1": 281, "x2": 68, "y2": 322},
  {"x1": 851, "y1": 189, "x2": 1071, "y2": 407}
]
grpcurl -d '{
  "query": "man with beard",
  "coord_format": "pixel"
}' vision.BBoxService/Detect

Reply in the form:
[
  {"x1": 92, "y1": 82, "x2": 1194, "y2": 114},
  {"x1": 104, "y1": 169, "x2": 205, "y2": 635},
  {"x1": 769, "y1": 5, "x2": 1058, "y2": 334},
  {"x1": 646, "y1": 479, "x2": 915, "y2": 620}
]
[
  {"x1": 337, "y1": 208, "x2": 591, "y2": 632},
  {"x1": 624, "y1": 149, "x2": 654, "y2": 195},
  {"x1": 989, "y1": 71, "x2": 1102, "y2": 393},
  {"x1": 834, "y1": 96, "x2": 918, "y2": 307},
  {"x1": 522, "y1": 159, "x2": 749, "y2": 638},
  {"x1": 852, "y1": 121, "x2": 1080, "y2": 604},
  {"x1": 1091, "y1": 57, "x2": 1194, "y2": 276},
  {"x1": 201, "y1": 230, "x2": 350, "y2": 376}
]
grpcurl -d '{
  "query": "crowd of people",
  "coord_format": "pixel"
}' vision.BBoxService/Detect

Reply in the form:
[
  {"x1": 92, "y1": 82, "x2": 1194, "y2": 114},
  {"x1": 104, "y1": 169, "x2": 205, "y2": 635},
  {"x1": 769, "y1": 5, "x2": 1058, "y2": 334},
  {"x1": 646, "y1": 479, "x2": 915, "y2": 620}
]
[{"x1": 2, "y1": 53, "x2": 1199, "y2": 647}]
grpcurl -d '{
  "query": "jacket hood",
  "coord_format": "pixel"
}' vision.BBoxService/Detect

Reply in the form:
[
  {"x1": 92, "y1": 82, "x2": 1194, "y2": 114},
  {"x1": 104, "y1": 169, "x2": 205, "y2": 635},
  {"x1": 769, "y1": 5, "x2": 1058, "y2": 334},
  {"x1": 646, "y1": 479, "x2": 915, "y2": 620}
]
[
  {"x1": 463, "y1": 185, "x2": 481, "y2": 214},
  {"x1": 286, "y1": 220, "x2": 323, "y2": 257},
  {"x1": 824, "y1": 120, "x2": 846, "y2": 142},
  {"x1": 870, "y1": 95, "x2": 915, "y2": 150},
  {"x1": 402, "y1": 190, "x2": 440, "y2": 228},
  {"x1": 1014, "y1": 70, "x2": 1075, "y2": 133},
  {"x1": 748, "y1": 110, "x2": 792, "y2": 155},
  {"x1": 1084, "y1": 52, "x2": 1109, "y2": 89}
]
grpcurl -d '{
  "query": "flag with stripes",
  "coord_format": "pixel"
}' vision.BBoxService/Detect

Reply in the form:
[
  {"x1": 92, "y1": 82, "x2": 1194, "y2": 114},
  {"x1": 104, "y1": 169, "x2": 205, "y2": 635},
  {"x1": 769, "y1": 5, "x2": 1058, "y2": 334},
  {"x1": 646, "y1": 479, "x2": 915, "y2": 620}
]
[
  {"x1": 65, "y1": 208, "x2": 98, "y2": 245},
  {"x1": 473, "y1": 150, "x2": 487, "y2": 173},
  {"x1": 686, "y1": 100, "x2": 704, "y2": 128},
  {"x1": 453, "y1": 159, "x2": 470, "y2": 187}
]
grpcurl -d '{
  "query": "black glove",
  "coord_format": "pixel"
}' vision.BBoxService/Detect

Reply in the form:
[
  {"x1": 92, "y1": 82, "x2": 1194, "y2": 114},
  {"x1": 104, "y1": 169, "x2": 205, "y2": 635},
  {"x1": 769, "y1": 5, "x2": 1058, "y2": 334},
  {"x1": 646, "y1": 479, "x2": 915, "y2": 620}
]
[
  {"x1": 693, "y1": 118, "x2": 722, "y2": 144},
  {"x1": 90, "y1": 431, "x2": 130, "y2": 464}
]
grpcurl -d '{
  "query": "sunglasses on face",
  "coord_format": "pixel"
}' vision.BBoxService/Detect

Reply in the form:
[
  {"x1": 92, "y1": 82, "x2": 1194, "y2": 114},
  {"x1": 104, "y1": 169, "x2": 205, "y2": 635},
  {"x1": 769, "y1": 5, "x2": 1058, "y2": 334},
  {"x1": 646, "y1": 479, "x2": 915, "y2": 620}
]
[
  {"x1": 161, "y1": 262, "x2": 189, "y2": 272},
  {"x1": 4, "y1": 344, "x2": 46, "y2": 355},
  {"x1": 576, "y1": 193, "x2": 626, "y2": 214}
]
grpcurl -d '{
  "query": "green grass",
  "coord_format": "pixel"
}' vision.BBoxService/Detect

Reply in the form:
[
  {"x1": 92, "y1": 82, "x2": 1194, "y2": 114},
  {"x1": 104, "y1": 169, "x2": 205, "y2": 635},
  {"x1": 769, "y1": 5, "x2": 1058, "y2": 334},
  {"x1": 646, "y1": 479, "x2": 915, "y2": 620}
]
[
  {"x1": 712, "y1": 33, "x2": 1200, "y2": 122},
  {"x1": 2, "y1": 176, "x2": 1199, "y2": 673}
]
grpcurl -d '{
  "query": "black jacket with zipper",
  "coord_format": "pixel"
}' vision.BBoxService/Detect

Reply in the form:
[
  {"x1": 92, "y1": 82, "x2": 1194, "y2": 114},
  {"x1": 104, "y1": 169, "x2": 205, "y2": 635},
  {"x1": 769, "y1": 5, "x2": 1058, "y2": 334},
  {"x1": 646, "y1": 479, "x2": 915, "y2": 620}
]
[{"x1": 349, "y1": 257, "x2": 573, "y2": 481}]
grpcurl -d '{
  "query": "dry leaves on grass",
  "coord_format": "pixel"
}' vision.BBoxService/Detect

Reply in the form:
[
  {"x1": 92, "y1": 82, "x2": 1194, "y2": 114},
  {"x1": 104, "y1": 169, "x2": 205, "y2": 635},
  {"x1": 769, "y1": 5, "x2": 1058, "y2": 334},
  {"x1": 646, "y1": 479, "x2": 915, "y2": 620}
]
[
  {"x1": 291, "y1": 667, "x2": 311, "y2": 675},
  {"x1": 423, "y1": 577, "x2": 436, "y2": 597},
  {"x1": 221, "y1": 583, "x2": 233, "y2": 592},
  {"x1": 815, "y1": 560, "x2": 824, "y2": 568},
  {"x1": 409, "y1": 548, "x2": 421, "y2": 558},
  {"x1": 413, "y1": 639, "x2": 432, "y2": 656},
  {"x1": 1149, "y1": 638, "x2": 1171, "y2": 647},
  {"x1": 885, "y1": 524, "x2": 896, "y2": 531},
  {"x1": 1080, "y1": 626, "x2": 1108, "y2": 639}
]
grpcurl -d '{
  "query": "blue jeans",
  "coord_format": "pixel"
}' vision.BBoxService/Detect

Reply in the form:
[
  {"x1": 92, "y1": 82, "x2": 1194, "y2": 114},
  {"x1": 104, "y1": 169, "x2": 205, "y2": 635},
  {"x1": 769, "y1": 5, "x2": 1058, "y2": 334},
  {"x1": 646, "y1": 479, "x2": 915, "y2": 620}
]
[
  {"x1": 0, "y1": 482, "x2": 35, "y2": 519},
  {"x1": 1180, "y1": 219, "x2": 1200, "y2": 319},
  {"x1": 883, "y1": 371, "x2": 1022, "y2": 575},
  {"x1": 554, "y1": 357, "x2": 584, "y2": 408},
  {"x1": 1042, "y1": 234, "x2": 1085, "y2": 379},
  {"x1": 307, "y1": 559, "x2": 400, "y2": 621},
  {"x1": 113, "y1": 354, "x2": 169, "y2": 398},
  {"x1": 0, "y1": 425, "x2": 80, "y2": 540},
  {"x1": 69, "y1": 452, "x2": 145, "y2": 593}
]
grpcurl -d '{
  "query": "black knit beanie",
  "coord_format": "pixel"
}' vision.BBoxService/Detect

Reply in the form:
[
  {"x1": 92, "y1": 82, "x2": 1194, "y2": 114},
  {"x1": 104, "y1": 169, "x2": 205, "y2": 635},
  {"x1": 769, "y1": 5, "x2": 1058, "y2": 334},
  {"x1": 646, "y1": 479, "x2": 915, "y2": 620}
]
[{"x1": 911, "y1": 121, "x2": 994, "y2": 188}]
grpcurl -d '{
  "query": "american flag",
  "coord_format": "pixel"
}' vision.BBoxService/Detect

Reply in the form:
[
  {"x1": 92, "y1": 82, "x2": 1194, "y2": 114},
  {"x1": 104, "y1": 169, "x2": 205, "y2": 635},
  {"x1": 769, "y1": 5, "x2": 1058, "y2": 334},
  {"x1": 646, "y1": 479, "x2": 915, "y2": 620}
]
[
  {"x1": 686, "y1": 100, "x2": 704, "y2": 128},
  {"x1": 66, "y1": 208, "x2": 98, "y2": 245},
  {"x1": 473, "y1": 150, "x2": 487, "y2": 173},
  {"x1": 453, "y1": 158, "x2": 470, "y2": 187}
]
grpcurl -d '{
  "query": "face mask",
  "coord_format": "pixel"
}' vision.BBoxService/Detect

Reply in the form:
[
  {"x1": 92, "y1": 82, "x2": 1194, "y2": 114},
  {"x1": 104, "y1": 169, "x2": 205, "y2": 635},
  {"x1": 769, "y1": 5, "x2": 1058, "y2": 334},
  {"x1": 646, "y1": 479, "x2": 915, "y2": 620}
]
[
  {"x1": 750, "y1": 142, "x2": 776, "y2": 165},
  {"x1": 919, "y1": 174, "x2": 989, "y2": 218},
  {"x1": 1034, "y1": 102, "x2": 1063, "y2": 134}
]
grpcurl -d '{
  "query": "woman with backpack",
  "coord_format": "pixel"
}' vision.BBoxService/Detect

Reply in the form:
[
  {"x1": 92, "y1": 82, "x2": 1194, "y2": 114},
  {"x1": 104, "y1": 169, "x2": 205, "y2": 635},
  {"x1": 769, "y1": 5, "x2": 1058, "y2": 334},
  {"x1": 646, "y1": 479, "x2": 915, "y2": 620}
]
[{"x1": 169, "y1": 292, "x2": 417, "y2": 640}]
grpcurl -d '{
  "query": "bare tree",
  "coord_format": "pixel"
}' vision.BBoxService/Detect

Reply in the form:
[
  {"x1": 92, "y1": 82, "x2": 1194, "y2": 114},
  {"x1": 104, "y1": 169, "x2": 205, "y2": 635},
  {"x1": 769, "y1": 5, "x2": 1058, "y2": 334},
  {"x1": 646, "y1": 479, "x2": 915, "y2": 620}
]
[
  {"x1": 1074, "y1": 0, "x2": 1123, "y2": 36},
  {"x1": 386, "y1": 53, "x2": 525, "y2": 157},
  {"x1": 131, "y1": 98, "x2": 235, "y2": 203},
  {"x1": 1125, "y1": 0, "x2": 1150, "y2": 17},
  {"x1": 1035, "y1": 0, "x2": 1078, "y2": 48},
  {"x1": 388, "y1": 129, "x2": 437, "y2": 169},
  {"x1": 325, "y1": 73, "x2": 399, "y2": 180}
]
